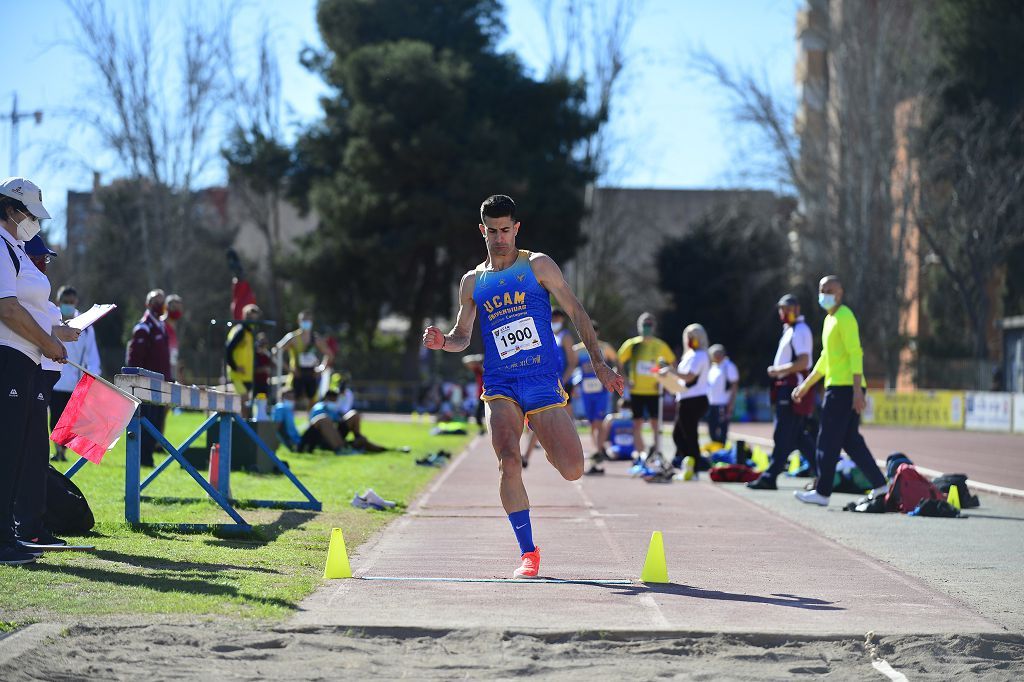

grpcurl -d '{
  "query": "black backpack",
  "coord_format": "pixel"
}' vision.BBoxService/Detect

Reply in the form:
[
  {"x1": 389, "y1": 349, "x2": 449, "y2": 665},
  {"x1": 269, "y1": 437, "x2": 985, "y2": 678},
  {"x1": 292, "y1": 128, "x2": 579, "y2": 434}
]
[
  {"x1": 932, "y1": 473, "x2": 980, "y2": 509},
  {"x1": 44, "y1": 465, "x2": 95, "y2": 534}
]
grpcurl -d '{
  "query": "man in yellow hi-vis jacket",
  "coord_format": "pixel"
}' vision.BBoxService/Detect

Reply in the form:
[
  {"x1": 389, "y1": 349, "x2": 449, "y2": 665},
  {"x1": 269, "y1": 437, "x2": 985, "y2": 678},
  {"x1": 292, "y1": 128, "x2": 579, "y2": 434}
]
[{"x1": 791, "y1": 275, "x2": 887, "y2": 506}]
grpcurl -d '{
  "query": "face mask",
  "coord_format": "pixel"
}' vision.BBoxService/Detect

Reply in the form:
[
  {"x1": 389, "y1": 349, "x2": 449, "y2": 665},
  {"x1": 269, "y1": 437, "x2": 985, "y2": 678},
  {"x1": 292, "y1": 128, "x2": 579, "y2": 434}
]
[
  {"x1": 300, "y1": 320, "x2": 313, "y2": 332},
  {"x1": 620, "y1": 408, "x2": 633, "y2": 419},
  {"x1": 13, "y1": 210, "x2": 41, "y2": 241},
  {"x1": 551, "y1": 322, "x2": 563, "y2": 333},
  {"x1": 641, "y1": 324, "x2": 653, "y2": 336},
  {"x1": 818, "y1": 293, "x2": 837, "y2": 311},
  {"x1": 168, "y1": 309, "x2": 183, "y2": 320},
  {"x1": 60, "y1": 303, "x2": 75, "y2": 317}
]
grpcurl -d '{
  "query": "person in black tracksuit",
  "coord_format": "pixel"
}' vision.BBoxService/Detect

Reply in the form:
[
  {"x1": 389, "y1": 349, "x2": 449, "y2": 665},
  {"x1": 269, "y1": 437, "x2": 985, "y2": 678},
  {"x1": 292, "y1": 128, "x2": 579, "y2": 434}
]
[
  {"x1": 749, "y1": 294, "x2": 819, "y2": 490},
  {"x1": 0, "y1": 177, "x2": 69, "y2": 566}
]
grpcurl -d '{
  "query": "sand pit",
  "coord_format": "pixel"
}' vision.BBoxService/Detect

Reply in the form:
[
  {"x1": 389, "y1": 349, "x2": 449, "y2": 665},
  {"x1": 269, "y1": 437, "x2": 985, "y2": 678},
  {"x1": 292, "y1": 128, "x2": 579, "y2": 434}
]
[{"x1": 2, "y1": 622, "x2": 1022, "y2": 680}]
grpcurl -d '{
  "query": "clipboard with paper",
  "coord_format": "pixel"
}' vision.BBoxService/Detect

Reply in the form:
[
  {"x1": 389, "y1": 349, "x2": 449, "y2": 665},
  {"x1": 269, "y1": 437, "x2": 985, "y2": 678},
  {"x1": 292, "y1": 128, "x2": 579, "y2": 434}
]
[{"x1": 66, "y1": 304, "x2": 117, "y2": 331}]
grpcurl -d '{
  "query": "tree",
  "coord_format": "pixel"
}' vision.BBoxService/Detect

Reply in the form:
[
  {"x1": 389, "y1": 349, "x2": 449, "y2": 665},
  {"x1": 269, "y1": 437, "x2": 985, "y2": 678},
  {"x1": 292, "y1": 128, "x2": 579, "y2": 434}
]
[
  {"x1": 290, "y1": 0, "x2": 598, "y2": 377},
  {"x1": 65, "y1": 0, "x2": 236, "y2": 291},
  {"x1": 916, "y1": 106, "x2": 1024, "y2": 361},
  {"x1": 222, "y1": 27, "x2": 293, "y2": 323},
  {"x1": 64, "y1": 0, "x2": 255, "y2": 378},
  {"x1": 914, "y1": 0, "x2": 1024, "y2": 363},
  {"x1": 655, "y1": 203, "x2": 799, "y2": 380},
  {"x1": 692, "y1": 1, "x2": 931, "y2": 385},
  {"x1": 533, "y1": 1, "x2": 645, "y2": 334}
]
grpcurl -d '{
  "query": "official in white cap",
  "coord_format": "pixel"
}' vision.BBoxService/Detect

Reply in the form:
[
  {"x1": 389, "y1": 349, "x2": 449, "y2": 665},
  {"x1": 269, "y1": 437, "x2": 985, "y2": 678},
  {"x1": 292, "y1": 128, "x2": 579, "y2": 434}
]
[{"x1": 0, "y1": 177, "x2": 74, "y2": 566}]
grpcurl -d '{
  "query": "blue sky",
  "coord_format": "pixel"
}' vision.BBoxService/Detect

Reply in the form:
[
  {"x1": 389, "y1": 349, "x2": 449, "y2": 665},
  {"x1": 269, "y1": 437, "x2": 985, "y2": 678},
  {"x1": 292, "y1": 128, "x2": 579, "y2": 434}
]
[{"x1": 5, "y1": 0, "x2": 798, "y2": 240}]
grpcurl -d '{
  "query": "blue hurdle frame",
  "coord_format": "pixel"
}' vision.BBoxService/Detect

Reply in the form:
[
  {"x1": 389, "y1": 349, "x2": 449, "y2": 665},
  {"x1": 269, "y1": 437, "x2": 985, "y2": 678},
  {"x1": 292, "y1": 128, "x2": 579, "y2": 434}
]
[{"x1": 66, "y1": 409, "x2": 321, "y2": 534}]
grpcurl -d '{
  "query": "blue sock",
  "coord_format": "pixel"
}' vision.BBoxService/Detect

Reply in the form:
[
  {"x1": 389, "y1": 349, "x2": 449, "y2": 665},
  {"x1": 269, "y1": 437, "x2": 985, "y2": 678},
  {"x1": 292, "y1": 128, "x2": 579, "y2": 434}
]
[{"x1": 508, "y1": 509, "x2": 535, "y2": 555}]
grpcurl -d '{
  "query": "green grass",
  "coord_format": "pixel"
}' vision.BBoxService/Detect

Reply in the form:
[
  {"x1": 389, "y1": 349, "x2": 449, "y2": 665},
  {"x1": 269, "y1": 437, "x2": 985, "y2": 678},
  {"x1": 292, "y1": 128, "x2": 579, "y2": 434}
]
[{"x1": 0, "y1": 413, "x2": 471, "y2": 620}]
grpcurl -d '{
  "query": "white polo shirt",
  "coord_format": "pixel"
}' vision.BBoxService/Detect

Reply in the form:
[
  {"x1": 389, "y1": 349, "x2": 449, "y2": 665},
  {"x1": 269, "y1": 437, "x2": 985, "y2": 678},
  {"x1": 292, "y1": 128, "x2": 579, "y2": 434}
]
[
  {"x1": 707, "y1": 358, "x2": 739, "y2": 406},
  {"x1": 0, "y1": 230, "x2": 52, "y2": 365},
  {"x1": 773, "y1": 316, "x2": 813, "y2": 381},
  {"x1": 676, "y1": 349, "x2": 710, "y2": 401}
]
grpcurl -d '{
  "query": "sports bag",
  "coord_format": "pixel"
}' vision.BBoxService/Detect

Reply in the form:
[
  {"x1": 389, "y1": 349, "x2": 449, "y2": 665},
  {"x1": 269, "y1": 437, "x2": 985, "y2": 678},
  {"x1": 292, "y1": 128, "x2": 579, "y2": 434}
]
[
  {"x1": 931, "y1": 473, "x2": 980, "y2": 509},
  {"x1": 885, "y1": 463, "x2": 943, "y2": 513},
  {"x1": 709, "y1": 464, "x2": 760, "y2": 483},
  {"x1": 43, "y1": 465, "x2": 95, "y2": 534}
]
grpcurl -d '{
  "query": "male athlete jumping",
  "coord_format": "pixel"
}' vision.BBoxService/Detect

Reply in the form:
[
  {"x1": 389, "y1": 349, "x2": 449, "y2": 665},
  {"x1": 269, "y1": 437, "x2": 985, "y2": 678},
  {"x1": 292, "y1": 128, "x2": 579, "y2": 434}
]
[{"x1": 423, "y1": 195, "x2": 624, "y2": 578}]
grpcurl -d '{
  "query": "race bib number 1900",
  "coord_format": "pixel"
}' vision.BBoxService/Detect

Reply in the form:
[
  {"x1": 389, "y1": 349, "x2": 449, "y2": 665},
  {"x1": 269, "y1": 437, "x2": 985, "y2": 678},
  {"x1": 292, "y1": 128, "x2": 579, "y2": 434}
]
[{"x1": 491, "y1": 316, "x2": 542, "y2": 360}]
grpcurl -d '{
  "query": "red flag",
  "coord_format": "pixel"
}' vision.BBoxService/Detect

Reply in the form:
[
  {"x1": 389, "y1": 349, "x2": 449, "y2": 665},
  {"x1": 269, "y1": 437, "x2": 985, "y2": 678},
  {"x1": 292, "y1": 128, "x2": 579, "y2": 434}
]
[
  {"x1": 232, "y1": 277, "x2": 256, "y2": 320},
  {"x1": 51, "y1": 374, "x2": 141, "y2": 464}
]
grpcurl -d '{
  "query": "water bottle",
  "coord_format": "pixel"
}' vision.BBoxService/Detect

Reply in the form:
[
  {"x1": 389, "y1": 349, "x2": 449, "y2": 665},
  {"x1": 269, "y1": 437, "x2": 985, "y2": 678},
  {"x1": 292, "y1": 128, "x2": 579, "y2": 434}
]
[{"x1": 253, "y1": 393, "x2": 268, "y2": 421}]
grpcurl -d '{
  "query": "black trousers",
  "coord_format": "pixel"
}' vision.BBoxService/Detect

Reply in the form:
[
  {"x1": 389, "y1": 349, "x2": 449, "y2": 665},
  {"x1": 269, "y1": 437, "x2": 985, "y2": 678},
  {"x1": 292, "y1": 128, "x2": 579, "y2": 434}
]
[
  {"x1": 815, "y1": 386, "x2": 886, "y2": 496},
  {"x1": 140, "y1": 404, "x2": 167, "y2": 466},
  {"x1": 706, "y1": 404, "x2": 730, "y2": 444},
  {"x1": 672, "y1": 395, "x2": 709, "y2": 467},
  {"x1": 764, "y1": 399, "x2": 818, "y2": 479},
  {"x1": 0, "y1": 347, "x2": 39, "y2": 546},
  {"x1": 15, "y1": 369, "x2": 60, "y2": 539}
]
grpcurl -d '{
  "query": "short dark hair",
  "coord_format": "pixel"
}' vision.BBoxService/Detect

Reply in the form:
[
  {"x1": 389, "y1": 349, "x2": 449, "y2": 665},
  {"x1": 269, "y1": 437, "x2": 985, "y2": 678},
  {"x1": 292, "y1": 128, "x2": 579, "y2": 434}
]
[
  {"x1": 551, "y1": 308, "x2": 566, "y2": 320},
  {"x1": 0, "y1": 196, "x2": 29, "y2": 222},
  {"x1": 480, "y1": 195, "x2": 516, "y2": 224},
  {"x1": 57, "y1": 285, "x2": 78, "y2": 300}
]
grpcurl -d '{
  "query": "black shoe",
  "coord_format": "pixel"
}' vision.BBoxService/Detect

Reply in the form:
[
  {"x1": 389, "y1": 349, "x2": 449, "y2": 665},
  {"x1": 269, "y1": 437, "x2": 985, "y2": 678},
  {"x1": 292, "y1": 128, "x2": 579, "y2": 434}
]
[
  {"x1": 18, "y1": 531, "x2": 68, "y2": 550},
  {"x1": 0, "y1": 544, "x2": 37, "y2": 565},
  {"x1": 584, "y1": 465, "x2": 605, "y2": 476},
  {"x1": 51, "y1": 450, "x2": 67, "y2": 462},
  {"x1": 746, "y1": 476, "x2": 777, "y2": 490},
  {"x1": 521, "y1": 456, "x2": 529, "y2": 469}
]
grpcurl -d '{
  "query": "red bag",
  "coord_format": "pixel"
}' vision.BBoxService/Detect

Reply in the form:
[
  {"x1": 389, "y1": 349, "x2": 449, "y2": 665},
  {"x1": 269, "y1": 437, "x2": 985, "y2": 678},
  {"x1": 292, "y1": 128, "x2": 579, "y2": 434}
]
[
  {"x1": 885, "y1": 463, "x2": 943, "y2": 513},
  {"x1": 709, "y1": 465, "x2": 760, "y2": 483}
]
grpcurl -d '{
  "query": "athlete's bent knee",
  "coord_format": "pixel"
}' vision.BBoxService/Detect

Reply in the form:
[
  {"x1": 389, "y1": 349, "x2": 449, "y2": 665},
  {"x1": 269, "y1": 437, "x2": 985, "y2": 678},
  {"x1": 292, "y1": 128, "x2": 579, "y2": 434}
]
[{"x1": 497, "y1": 451, "x2": 523, "y2": 479}]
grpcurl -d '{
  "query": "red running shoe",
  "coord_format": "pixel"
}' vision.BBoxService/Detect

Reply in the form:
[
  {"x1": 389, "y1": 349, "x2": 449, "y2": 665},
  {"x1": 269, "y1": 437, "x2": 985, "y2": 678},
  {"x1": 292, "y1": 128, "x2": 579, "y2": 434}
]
[{"x1": 513, "y1": 546, "x2": 540, "y2": 579}]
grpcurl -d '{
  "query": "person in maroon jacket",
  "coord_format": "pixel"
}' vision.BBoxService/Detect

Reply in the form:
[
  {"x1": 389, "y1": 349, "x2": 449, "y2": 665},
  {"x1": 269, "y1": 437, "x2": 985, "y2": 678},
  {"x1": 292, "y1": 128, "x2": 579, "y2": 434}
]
[{"x1": 126, "y1": 289, "x2": 172, "y2": 466}]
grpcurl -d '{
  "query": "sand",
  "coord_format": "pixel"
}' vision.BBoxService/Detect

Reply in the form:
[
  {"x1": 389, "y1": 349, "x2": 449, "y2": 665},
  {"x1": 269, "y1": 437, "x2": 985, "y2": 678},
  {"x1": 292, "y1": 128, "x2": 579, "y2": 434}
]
[{"x1": 2, "y1": 621, "x2": 1023, "y2": 681}]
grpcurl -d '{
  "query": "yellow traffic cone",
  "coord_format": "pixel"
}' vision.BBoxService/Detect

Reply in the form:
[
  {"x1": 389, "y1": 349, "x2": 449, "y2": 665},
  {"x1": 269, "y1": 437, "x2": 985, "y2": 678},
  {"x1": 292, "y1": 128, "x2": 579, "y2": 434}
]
[
  {"x1": 751, "y1": 446, "x2": 770, "y2": 472},
  {"x1": 946, "y1": 485, "x2": 961, "y2": 510},
  {"x1": 788, "y1": 452, "x2": 801, "y2": 475},
  {"x1": 324, "y1": 528, "x2": 353, "y2": 579},
  {"x1": 641, "y1": 531, "x2": 669, "y2": 583}
]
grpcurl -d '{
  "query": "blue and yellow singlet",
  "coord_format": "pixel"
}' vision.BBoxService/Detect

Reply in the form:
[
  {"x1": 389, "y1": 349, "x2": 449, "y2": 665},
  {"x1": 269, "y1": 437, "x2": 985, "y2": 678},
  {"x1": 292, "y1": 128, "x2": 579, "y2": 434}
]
[{"x1": 473, "y1": 250, "x2": 561, "y2": 383}]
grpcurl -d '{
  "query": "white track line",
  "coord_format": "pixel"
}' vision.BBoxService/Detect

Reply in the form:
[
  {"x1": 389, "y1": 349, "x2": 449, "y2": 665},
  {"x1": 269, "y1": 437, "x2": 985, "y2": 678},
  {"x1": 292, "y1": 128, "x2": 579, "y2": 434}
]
[{"x1": 728, "y1": 429, "x2": 1024, "y2": 500}]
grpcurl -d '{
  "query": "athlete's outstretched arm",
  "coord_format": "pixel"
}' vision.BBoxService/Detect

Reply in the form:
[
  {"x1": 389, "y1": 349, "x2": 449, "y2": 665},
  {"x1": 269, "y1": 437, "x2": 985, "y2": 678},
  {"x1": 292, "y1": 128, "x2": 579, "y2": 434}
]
[
  {"x1": 531, "y1": 254, "x2": 624, "y2": 396},
  {"x1": 423, "y1": 271, "x2": 477, "y2": 353}
]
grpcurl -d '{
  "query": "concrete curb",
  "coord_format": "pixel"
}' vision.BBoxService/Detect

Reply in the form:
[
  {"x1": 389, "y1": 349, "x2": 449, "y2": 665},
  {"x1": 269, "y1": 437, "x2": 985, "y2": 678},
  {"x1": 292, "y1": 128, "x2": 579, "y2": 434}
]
[{"x1": 0, "y1": 623, "x2": 63, "y2": 667}]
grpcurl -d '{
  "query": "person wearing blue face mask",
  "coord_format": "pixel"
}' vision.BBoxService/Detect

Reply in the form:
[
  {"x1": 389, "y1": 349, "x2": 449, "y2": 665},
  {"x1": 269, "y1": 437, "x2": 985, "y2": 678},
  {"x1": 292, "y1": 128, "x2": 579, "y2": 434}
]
[
  {"x1": 0, "y1": 178, "x2": 72, "y2": 564},
  {"x1": 50, "y1": 285, "x2": 102, "y2": 462},
  {"x1": 791, "y1": 275, "x2": 887, "y2": 506},
  {"x1": 276, "y1": 310, "x2": 335, "y2": 410}
]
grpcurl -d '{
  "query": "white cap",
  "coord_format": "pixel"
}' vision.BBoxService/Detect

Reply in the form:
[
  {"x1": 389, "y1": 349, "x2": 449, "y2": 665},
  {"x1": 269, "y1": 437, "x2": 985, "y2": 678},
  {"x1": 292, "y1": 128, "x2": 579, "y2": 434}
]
[{"x1": 0, "y1": 177, "x2": 51, "y2": 220}]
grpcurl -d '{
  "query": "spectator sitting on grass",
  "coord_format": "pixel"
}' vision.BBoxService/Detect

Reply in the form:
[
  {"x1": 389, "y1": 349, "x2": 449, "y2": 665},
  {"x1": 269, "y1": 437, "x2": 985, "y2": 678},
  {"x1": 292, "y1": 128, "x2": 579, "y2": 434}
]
[
  {"x1": 272, "y1": 388, "x2": 301, "y2": 451},
  {"x1": 298, "y1": 385, "x2": 386, "y2": 454}
]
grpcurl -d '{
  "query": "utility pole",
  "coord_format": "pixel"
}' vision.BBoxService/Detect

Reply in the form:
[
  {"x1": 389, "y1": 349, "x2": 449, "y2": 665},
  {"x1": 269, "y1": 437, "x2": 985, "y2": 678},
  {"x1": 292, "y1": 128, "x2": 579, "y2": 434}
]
[{"x1": 9, "y1": 93, "x2": 44, "y2": 175}]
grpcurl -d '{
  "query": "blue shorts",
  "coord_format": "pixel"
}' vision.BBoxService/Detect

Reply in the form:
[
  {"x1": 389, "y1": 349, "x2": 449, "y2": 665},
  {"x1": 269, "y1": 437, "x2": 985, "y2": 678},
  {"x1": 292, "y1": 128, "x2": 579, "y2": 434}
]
[
  {"x1": 482, "y1": 372, "x2": 568, "y2": 415},
  {"x1": 581, "y1": 391, "x2": 609, "y2": 422}
]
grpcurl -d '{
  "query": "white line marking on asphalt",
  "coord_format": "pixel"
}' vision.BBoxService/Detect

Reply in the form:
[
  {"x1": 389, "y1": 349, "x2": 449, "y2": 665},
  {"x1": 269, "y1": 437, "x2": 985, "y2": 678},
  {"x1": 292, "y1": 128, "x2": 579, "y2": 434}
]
[
  {"x1": 347, "y1": 436, "x2": 481, "y2": 585},
  {"x1": 574, "y1": 479, "x2": 672, "y2": 628},
  {"x1": 729, "y1": 429, "x2": 1024, "y2": 499}
]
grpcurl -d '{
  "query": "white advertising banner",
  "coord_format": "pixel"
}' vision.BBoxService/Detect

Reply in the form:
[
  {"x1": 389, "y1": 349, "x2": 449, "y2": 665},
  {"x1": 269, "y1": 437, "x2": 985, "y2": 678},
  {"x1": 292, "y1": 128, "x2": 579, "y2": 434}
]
[
  {"x1": 1014, "y1": 394, "x2": 1024, "y2": 434},
  {"x1": 965, "y1": 391, "x2": 1013, "y2": 432}
]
